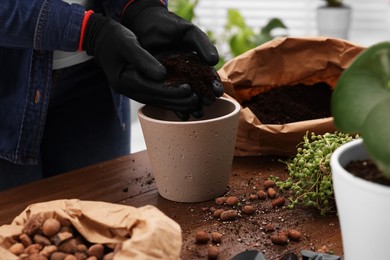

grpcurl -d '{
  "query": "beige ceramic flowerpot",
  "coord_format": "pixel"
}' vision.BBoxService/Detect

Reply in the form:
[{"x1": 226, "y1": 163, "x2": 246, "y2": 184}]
[{"x1": 138, "y1": 97, "x2": 240, "y2": 202}]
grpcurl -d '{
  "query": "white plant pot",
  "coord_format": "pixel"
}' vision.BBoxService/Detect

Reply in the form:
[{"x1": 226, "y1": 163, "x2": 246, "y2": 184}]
[
  {"x1": 331, "y1": 138, "x2": 390, "y2": 260},
  {"x1": 138, "y1": 97, "x2": 240, "y2": 203},
  {"x1": 316, "y1": 6, "x2": 351, "y2": 39}
]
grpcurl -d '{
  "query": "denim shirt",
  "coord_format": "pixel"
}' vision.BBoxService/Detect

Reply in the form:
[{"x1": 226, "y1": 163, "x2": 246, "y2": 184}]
[{"x1": 0, "y1": 0, "x2": 147, "y2": 165}]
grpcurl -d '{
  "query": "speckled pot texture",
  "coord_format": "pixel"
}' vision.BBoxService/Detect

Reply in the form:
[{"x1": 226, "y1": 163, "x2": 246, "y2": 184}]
[{"x1": 138, "y1": 97, "x2": 240, "y2": 202}]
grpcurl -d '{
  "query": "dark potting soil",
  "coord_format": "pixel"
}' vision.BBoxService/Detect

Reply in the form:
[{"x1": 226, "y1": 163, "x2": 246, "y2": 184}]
[
  {"x1": 241, "y1": 82, "x2": 333, "y2": 124},
  {"x1": 159, "y1": 52, "x2": 219, "y2": 101},
  {"x1": 345, "y1": 159, "x2": 390, "y2": 186}
]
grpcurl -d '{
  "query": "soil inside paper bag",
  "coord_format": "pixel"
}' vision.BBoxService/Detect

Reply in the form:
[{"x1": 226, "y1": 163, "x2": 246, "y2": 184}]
[
  {"x1": 241, "y1": 82, "x2": 332, "y2": 124},
  {"x1": 218, "y1": 37, "x2": 365, "y2": 156}
]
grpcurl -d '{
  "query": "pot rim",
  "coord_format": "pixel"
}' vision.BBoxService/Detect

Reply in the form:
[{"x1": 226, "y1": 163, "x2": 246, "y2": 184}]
[
  {"x1": 331, "y1": 138, "x2": 390, "y2": 194},
  {"x1": 138, "y1": 96, "x2": 241, "y2": 125}
]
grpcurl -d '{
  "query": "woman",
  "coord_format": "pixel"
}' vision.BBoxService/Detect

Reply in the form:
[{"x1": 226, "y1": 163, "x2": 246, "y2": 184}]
[{"x1": 0, "y1": 0, "x2": 222, "y2": 190}]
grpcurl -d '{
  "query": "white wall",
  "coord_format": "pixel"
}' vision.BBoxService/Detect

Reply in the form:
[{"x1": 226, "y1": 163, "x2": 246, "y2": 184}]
[{"x1": 194, "y1": 0, "x2": 390, "y2": 46}]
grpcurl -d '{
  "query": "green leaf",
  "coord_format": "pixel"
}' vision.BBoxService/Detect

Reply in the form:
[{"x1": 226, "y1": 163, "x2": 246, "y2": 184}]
[
  {"x1": 261, "y1": 18, "x2": 287, "y2": 35},
  {"x1": 226, "y1": 9, "x2": 247, "y2": 30},
  {"x1": 229, "y1": 29, "x2": 255, "y2": 56},
  {"x1": 332, "y1": 41, "x2": 390, "y2": 179},
  {"x1": 174, "y1": 0, "x2": 199, "y2": 21},
  {"x1": 253, "y1": 34, "x2": 273, "y2": 47},
  {"x1": 363, "y1": 99, "x2": 390, "y2": 178},
  {"x1": 332, "y1": 42, "x2": 390, "y2": 133}
]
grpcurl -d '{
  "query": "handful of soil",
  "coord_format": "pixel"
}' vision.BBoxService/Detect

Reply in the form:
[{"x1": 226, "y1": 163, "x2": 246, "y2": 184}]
[
  {"x1": 241, "y1": 82, "x2": 332, "y2": 124},
  {"x1": 158, "y1": 52, "x2": 223, "y2": 102}
]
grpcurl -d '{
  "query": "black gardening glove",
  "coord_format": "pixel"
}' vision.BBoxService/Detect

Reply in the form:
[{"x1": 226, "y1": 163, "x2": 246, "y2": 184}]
[
  {"x1": 81, "y1": 12, "x2": 202, "y2": 118},
  {"x1": 120, "y1": 0, "x2": 224, "y2": 104}
]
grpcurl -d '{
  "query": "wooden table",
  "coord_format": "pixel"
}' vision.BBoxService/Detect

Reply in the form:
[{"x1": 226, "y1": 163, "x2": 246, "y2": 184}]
[{"x1": 0, "y1": 151, "x2": 343, "y2": 259}]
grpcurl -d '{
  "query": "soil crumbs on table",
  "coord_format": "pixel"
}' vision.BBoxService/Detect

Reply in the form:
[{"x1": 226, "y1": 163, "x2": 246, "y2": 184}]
[
  {"x1": 241, "y1": 82, "x2": 332, "y2": 124},
  {"x1": 163, "y1": 157, "x2": 340, "y2": 260}
]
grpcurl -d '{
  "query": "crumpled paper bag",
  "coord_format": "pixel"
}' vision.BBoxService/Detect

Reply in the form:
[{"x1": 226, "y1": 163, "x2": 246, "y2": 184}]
[
  {"x1": 218, "y1": 37, "x2": 364, "y2": 156},
  {"x1": 0, "y1": 199, "x2": 182, "y2": 260}
]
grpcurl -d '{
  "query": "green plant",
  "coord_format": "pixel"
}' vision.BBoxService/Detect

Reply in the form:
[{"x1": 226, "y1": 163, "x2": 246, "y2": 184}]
[
  {"x1": 169, "y1": 2, "x2": 287, "y2": 69},
  {"x1": 323, "y1": 0, "x2": 343, "y2": 7},
  {"x1": 224, "y1": 9, "x2": 287, "y2": 57},
  {"x1": 169, "y1": 0, "x2": 286, "y2": 70},
  {"x1": 207, "y1": 9, "x2": 287, "y2": 70},
  {"x1": 272, "y1": 131, "x2": 358, "y2": 215},
  {"x1": 170, "y1": 0, "x2": 198, "y2": 22},
  {"x1": 332, "y1": 42, "x2": 390, "y2": 178}
]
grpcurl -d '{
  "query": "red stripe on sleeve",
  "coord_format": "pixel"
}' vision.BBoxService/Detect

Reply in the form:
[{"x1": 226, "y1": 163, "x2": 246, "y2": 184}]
[
  {"x1": 122, "y1": 0, "x2": 137, "y2": 16},
  {"x1": 78, "y1": 10, "x2": 94, "y2": 51}
]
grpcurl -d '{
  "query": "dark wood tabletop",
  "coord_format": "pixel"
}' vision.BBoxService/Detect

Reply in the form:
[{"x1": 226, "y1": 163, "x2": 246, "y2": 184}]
[{"x1": 0, "y1": 151, "x2": 343, "y2": 260}]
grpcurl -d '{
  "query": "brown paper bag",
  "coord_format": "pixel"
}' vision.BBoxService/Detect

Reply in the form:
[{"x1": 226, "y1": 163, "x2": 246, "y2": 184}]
[
  {"x1": 0, "y1": 199, "x2": 182, "y2": 260},
  {"x1": 218, "y1": 37, "x2": 364, "y2": 156}
]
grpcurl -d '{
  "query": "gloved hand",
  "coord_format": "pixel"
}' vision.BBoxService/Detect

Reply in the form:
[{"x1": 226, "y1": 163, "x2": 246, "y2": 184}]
[
  {"x1": 120, "y1": 0, "x2": 224, "y2": 103},
  {"x1": 80, "y1": 11, "x2": 202, "y2": 118}
]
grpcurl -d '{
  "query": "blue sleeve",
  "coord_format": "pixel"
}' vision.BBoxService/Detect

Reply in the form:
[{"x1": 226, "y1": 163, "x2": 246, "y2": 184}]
[{"x1": 0, "y1": 0, "x2": 84, "y2": 51}]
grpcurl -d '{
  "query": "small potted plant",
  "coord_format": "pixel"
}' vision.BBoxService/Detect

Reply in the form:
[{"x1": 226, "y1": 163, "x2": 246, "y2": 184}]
[
  {"x1": 330, "y1": 41, "x2": 390, "y2": 259},
  {"x1": 316, "y1": 0, "x2": 352, "y2": 39}
]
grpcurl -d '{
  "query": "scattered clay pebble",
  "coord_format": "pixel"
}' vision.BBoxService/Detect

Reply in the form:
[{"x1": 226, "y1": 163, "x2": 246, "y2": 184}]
[
  {"x1": 77, "y1": 244, "x2": 88, "y2": 252},
  {"x1": 33, "y1": 234, "x2": 51, "y2": 246},
  {"x1": 28, "y1": 253, "x2": 48, "y2": 260},
  {"x1": 40, "y1": 245, "x2": 57, "y2": 257},
  {"x1": 267, "y1": 188, "x2": 277, "y2": 198},
  {"x1": 278, "y1": 230, "x2": 289, "y2": 237},
  {"x1": 220, "y1": 210, "x2": 238, "y2": 221},
  {"x1": 271, "y1": 234, "x2": 289, "y2": 245},
  {"x1": 211, "y1": 232, "x2": 223, "y2": 243},
  {"x1": 19, "y1": 233, "x2": 33, "y2": 247},
  {"x1": 317, "y1": 245, "x2": 330, "y2": 253},
  {"x1": 215, "y1": 197, "x2": 227, "y2": 205},
  {"x1": 42, "y1": 218, "x2": 61, "y2": 237},
  {"x1": 58, "y1": 238, "x2": 79, "y2": 254},
  {"x1": 8, "y1": 243, "x2": 24, "y2": 255},
  {"x1": 242, "y1": 205, "x2": 255, "y2": 215},
  {"x1": 248, "y1": 194, "x2": 258, "y2": 200},
  {"x1": 263, "y1": 180, "x2": 275, "y2": 189},
  {"x1": 257, "y1": 190, "x2": 267, "y2": 199},
  {"x1": 195, "y1": 231, "x2": 210, "y2": 244},
  {"x1": 24, "y1": 244, "x2": 43, "y2": 255},
  {"x1": 226, "y1": 196, "x2": 239, "y2": 206},
  {"x1": 265, "y1": 223, "x2": 275, "y2": 232},
  {"x1": 88, "y1": 244, "x2": 104, "y2": 258},
  {"x1": 64, "y1": 255, "x2": 77, "y2": 260},
  {"x1": 288, "y1": 229, "x2": 302, "y2": 241},
  {"x1": 271, "y1": 197, "x2": 286, "y2": 207},
  {"x1": 75, "y1": 252, "x2": 88, "y2": 260},
  {"x1": 209, "y1": 207, "x2": 216, "y2": 212},
  {"x1": 207, "y1": 245, "x2": 220, "y2": 259},
  {"x1": 50, "y1": 252, "x2": 67, "y2": 260},
  {"x1": 213, "y1": 209, "x2": 224, "y2": 218}
]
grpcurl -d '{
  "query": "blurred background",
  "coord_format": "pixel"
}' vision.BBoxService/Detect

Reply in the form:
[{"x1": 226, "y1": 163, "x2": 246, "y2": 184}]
[{"x1": 131, "y1": 0, "x2": 390, "y2": 153}]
